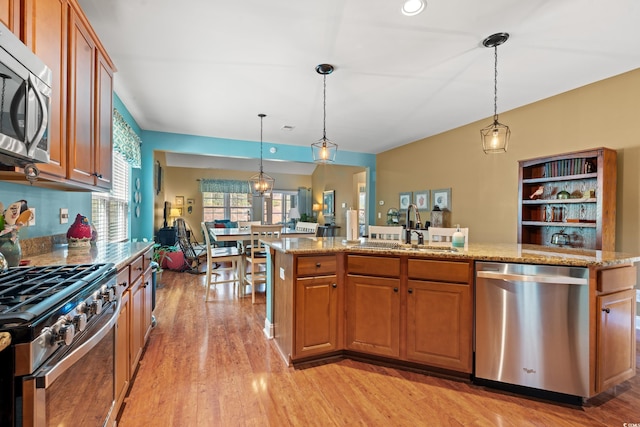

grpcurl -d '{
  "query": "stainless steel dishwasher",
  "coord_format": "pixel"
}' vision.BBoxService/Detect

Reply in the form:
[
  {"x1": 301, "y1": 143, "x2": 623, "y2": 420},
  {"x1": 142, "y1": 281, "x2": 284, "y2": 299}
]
[{"x1": 475, "y1": 261, "x2": 590, "y2": 397}]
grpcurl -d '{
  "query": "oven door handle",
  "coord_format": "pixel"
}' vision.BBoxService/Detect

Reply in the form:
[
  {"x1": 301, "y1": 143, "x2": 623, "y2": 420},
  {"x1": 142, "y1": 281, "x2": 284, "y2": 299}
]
[{"x1": 35, "y1": 301, "x2": 119, "y2": 388}]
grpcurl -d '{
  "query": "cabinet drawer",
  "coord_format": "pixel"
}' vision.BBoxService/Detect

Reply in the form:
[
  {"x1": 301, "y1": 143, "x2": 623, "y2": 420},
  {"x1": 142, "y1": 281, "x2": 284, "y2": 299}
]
[
  {"x1": 117, "y1": 267, "x2": 130, "y2": 295},
  {"x1": 598, "y1": 265, "x2": 637, "y2": 293},
  {"x1": 408, "y1": 259, "x2": 470, "y2": 283},
  {"x1": 129, "y1": 255, "x2": 144, "y2": 284},
  {"x1": 347, "y1": 255, "x2": 400, "y2": 277},
  {"x1": 297, "y1": 255, "x2": 337, "y2": 276},
  {"x1": 143, "y1": 247, "x2": 154, "y2": 271}
]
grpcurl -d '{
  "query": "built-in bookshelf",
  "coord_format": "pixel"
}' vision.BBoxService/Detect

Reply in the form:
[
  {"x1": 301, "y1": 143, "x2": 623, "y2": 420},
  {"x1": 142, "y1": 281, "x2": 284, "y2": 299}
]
[{"x1": 517, "y1": 147, "x2": 617, "y2": 251}]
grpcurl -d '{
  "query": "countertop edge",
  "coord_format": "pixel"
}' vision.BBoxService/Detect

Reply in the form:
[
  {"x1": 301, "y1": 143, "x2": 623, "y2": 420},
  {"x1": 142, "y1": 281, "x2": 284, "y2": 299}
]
[{"x1": 263, "y1": 238, "x2": 640, "y2": 268}]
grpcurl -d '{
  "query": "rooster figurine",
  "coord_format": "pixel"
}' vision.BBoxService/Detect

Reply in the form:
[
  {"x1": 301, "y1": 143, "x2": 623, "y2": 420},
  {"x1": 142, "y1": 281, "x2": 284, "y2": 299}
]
[{"x1": 529, "y1": 185, "x2": 545, "y2": 200}]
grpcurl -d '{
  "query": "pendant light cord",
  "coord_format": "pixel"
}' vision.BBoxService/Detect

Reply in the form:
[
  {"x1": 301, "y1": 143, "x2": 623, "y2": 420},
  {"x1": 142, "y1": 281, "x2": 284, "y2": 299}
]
[
  {"x1": 322, "y1": 73, "x2": 327, "y2": 142},
  {"x1": 259, "y1": 114, "x2": 264, "y2": 173},
  {"x1": 493, "y1": 45, "x2": 499, "y2": 124}
]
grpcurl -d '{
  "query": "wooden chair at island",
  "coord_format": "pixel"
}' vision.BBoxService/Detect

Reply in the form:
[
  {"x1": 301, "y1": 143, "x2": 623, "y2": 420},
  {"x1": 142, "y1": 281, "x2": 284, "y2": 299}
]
[
  {"x1": 200, "y1": 222, "x2": 242, "y2": 301},
  {"x1": 367, "y1": 225, "x2": 404, "y2": 242},
  {"x1": 243, "y1": 224, "x2": 281, "y2": 303},
  {"x1": 428, "y1": 227, "x2": 469, "y2": 245}
]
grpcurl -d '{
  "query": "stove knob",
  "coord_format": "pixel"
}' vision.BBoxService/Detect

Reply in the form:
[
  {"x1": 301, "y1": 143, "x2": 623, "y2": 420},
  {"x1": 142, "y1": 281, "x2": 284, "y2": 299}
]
[
  {"x1": 90, "y1": 299, "x2": 103, "y2": 315},
  {"x1": 59, "y1": 323, "x2": 75, "y2": 346},
  {"x1": 102, "y1": 287, "x2": 115, "y2": 303},
  {"x1": 77, "y1": 302, "x2": 88, "y2": 314},
  {"x1": 39, "y1": 327, "x2": 54, "y2": 347},
  {"x1": 73, "y1": 313, "x2": 88, "y2": 332}
]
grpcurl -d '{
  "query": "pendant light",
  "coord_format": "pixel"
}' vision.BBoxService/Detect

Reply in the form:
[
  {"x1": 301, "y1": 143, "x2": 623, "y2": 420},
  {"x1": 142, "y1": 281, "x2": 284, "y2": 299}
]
[
  {"x1": 248, "y1": 114, "x2": 274, "y2": 196},
  {"x1": 480, "y1": 32, "x2": 510, "y2": 154},
  {"x1": 311, "y1": 64, "x2": 338, "y2": 163}
]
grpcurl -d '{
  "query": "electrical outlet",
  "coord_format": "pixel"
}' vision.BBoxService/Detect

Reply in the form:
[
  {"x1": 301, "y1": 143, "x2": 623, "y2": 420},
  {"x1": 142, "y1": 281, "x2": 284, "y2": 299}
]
[
  {"x1": 60, "y1": 208, "x2": 68, "y2": 224},
  {"x1": 28, "y1": 208, "x2": 35, "y2": 226}
]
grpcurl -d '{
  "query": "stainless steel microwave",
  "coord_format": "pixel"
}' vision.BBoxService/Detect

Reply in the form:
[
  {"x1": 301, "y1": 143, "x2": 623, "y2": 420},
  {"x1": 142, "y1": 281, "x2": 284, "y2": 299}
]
[{"x1": 0, "y1": 22, "x2": 52, "y2": 167}]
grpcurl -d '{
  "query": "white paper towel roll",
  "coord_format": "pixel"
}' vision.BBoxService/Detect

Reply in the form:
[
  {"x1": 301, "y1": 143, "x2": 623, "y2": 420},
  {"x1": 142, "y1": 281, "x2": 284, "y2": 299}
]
[{"x1": 346, "y1": 209, "x2": 358, "y2": 241}]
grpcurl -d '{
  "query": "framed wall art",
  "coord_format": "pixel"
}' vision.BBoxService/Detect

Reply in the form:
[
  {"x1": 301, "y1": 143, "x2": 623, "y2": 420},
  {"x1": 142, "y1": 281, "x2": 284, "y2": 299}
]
[
  {"x1": 175, "y1": 196, "x2": 184, "y2": 206},
  {"x1": 432, "y1": 188, "x2": 451, "y2": 211},
  {"x1": 322, "y1": 190, "x2": 335, "y2": 216},
  {"x1": 414, "y1": 190, "x2": 430, "y2": 211},
  {"x1": 399, "y1": 192, "x2": 412, "y2": 210}
]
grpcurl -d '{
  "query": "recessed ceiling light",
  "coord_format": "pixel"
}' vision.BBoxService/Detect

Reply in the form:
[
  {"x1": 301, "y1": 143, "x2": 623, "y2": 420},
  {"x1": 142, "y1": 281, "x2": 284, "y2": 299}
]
[
  {"x1": 401, "y1": 0, "x2": 425, "y2": 16},
  {"x1": 281, "y1": 125, "x2": 295, "y2": 131}
]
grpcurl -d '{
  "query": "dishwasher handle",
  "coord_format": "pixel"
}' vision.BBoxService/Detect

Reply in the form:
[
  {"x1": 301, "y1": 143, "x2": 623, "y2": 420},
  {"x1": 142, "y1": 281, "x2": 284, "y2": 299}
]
[{"x1": 477, "y1": 270, "x2": 588, "y2": 285}]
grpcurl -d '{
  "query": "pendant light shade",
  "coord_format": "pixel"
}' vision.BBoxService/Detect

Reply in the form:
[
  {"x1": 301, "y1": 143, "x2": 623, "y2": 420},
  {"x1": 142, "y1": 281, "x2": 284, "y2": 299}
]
[
  {"x1": 480, "y1": 32, "x2": 510, "y2": 154},
  {"x1": 248, "y1": 114, "x2": 274, "y2": 196},
  {"x1": 312, "y1": 64, "x2": 338, "y2": 164}
]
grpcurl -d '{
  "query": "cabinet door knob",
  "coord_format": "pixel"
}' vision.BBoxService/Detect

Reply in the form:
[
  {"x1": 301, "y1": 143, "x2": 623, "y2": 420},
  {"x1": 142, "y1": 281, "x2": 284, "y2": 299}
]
[
  {"x1": 316, "y1": 263, "x2": 321, "y2": 267},
  {"x1": 332, "y1": 283, "x2": 337, "y2": 288},
  {"x1": 602, "y1": 307, "x2": 610, "y2": 314},
  {"x1": 92, "y1": 172, "x2": 103, "y2": 178},
  {"x1": 119, "y1": 281, "x2": 128, "y2": 287},
  {"x1": 393, "y1": 287, "x2": 398, "y2": 293},
  {"x1": 408, "y1": 288, "x2": 413, "y2": 294}
]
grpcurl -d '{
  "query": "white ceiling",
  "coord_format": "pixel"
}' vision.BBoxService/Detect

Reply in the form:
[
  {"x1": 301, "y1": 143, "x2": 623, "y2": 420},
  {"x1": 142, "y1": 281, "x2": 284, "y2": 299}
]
[{"x1": 78, "y1": 0, "x2": 640, "y2": 159}]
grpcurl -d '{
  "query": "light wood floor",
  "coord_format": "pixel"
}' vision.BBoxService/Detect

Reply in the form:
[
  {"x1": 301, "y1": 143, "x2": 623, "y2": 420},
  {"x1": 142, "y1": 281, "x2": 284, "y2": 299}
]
[{"x1": 117, "y1": 269, "x2": 640, "y2": 426}]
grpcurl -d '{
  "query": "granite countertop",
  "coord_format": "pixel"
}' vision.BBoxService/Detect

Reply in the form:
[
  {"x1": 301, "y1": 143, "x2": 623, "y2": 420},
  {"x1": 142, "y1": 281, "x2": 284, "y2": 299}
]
[
  {"x1": 23, "y1": 241, "x2": 154, "y2": 270},
  {"x1": 263, "y1": 237, "x2": 640, "y2": 268}
]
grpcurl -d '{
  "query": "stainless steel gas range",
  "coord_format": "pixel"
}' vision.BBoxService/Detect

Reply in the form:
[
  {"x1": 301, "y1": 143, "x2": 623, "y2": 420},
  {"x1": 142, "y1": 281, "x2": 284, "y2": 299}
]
[{"x1": 0, "y1": 263, "x2": 118, "y2": 427}]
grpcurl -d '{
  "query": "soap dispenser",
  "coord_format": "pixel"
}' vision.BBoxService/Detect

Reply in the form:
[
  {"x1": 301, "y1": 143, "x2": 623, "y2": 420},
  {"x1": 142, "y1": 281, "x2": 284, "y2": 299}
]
[{"x1": 452, "y1": 224, "x2": 465, "y2": 248}]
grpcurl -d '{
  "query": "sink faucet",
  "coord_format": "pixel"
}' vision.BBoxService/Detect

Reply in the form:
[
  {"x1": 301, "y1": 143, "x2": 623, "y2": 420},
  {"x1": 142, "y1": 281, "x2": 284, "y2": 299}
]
[{"x1": 405, "y1": 204, "x2": 422, "y2": 243}]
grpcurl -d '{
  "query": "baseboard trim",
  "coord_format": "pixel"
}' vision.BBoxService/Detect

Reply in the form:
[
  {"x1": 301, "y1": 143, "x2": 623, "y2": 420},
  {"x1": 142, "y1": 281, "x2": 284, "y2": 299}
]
[{"x1": 263, "y1": 318, "x2": 274, "y2": 339}]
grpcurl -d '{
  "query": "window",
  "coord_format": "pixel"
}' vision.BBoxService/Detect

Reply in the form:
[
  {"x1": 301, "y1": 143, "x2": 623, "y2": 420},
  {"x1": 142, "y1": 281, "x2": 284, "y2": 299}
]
[
  {"x1": 202, "y1": 192, "x2": 252, "y2": 222},
  {"x1": 92, "y1": 152, "x2": 130, "y2": 242},
  {"x1": 265, "y1": 191, "x2": 296, "y2": 225}
]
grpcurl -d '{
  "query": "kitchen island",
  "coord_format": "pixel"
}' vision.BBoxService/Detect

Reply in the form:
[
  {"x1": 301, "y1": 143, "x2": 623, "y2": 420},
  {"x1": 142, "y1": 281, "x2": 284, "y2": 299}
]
[{"x1": 263, "y1": 237, "x2": 639, "y2": 399}]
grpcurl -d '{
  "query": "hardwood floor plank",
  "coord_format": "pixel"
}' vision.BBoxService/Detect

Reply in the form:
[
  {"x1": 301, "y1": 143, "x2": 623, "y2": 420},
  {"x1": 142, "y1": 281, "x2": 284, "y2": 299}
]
[{"x1": 117, "y1": 270, "x2": 640, "y2": 427}]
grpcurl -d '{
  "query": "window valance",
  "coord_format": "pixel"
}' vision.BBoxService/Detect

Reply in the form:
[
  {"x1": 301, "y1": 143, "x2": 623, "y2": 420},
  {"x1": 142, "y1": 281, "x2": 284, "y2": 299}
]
[
  {"x1": 113, "y1": 109, "x2": 142, "y2": 168},
  {"x1": 199, "y1": 179, "x2": 250, "y2": 194}
]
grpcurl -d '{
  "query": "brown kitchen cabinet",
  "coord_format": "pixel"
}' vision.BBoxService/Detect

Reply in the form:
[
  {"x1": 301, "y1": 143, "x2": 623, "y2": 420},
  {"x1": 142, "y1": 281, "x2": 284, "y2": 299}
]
[
  {"x1": 23, "y1": 0, "x2": 68, "y2": 179},
  {"x1": 273, "y1": 253, "x2": 343, "y2": 363},
  {"x1": 406, "y1": 259, "x2": 473, "y2": 372},
  {"x1": 345, "y1": 255, "x2": 473, "y2": 373},
  {"x1": 0, "y1": 0, "x2": 21, "y2": 36},
  {"x1": 346, "y1": 274, "x2": 400, "y2": 358},
  {"x1": 115, "y1": 266, "x2": 130, "y2": 414},
  {"x1": 128, "y1": 252, "x2": 146, "y2": 375},
  {"x1": 67, "y1": 1, "x2": 115, "y2": 189},
  {"x1": 0, "y1": 0, "x2": 115, "y2": 190},
  {"x1": 518, "y1": 147, "x2": 617, "y2": 251},
  {"x1": 346, "y1": 255, "x2": 401, "y2": 358},
  {"x1": 66, "y1": 3, "x2": 95, "y2": 186},
  {"x1": 142, "y1": 247, "x2": 154, "y2": 343},
  {"x1": 595, "y1": 265, "x2": 637, "y2": 393}
]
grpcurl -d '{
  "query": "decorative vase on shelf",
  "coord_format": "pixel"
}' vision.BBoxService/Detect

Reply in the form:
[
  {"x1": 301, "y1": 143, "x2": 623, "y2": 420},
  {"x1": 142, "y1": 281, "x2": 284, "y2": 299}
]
[{"x1": 0, "y1": 235, "x2": 21, "y2": 267}]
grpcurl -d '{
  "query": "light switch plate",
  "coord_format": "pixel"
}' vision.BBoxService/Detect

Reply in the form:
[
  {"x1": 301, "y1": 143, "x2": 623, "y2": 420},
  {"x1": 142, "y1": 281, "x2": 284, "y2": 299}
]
[{"x1": 60, "y1": 208, "x2": 69, "y2": 224}]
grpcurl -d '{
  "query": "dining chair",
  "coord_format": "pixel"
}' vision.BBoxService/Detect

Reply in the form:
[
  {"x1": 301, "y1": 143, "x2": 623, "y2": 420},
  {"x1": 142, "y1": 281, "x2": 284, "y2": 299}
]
[
  {"x1": 428, "y1": 227, "x2": 469, "y2": 244},
  {"x1": 238, "y1": 220, "x2": 261, "y2": 230},
  {"x1": 243, "y1": 224, "x2": 281, "y2": 303},
  {"x1": 201, "y1": 222, "x2": 243, "y2": 301},
  {"x1": 294, "y1": 221, "x2": 319, "y2": 234},
  {"x1": 175, "y1": 218, "x2": 207, "y2": 273},
  {"x1": 368, "y1": 225, "x2": 404, "y2": 242}
]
